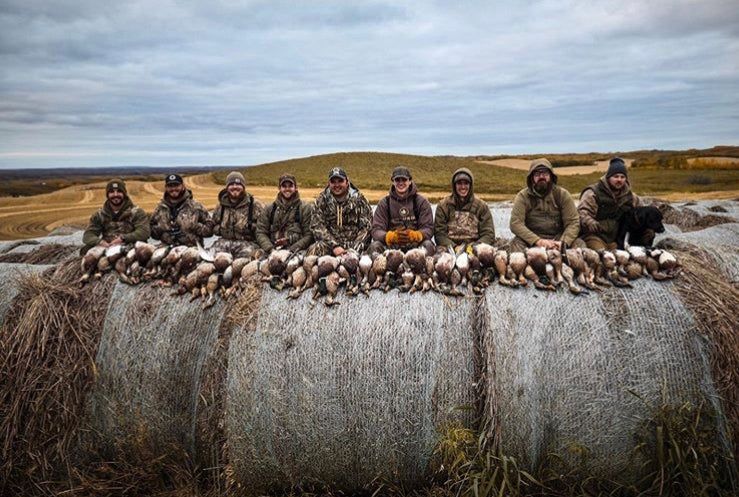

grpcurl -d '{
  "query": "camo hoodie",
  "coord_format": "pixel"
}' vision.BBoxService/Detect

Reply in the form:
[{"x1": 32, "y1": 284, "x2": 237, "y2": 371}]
[
  {"x1": 434, "y1": 167, "x2": 495, "y2": 247},
  {"x1": 81, "y1": 196, "x2": 150, "y2": 254},
  {"x1": 255, "y1": 191, "x2": 313, "y2": 252},
  {"x1": 212, "y1": 188, "x2": 265, "y2": 242},
  {"x1": 310, "y1": 183, "x2": 372, "y2": 252},
  {"x1": 509, "y1": 159, "x2": 579, "y2": 246},
  {"x1": 150, "y1": 189, "x2": 213, "y2": 246}
]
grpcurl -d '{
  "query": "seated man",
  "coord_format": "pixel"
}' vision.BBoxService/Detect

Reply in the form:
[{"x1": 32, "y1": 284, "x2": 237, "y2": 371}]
[
  {"x1": 150, "y1": 173, "x2": 213, "y2": 246},
  {"x1": 434, "y1": 168, "x2": 495, "y2": 248},
  {"x1": 211, "y1": 171, "x2": 265, "y2": 256},
  {"x1": 370, "y1": 166, "x2": 434, "y2": 254},
  {"x1": 509, "y1": 158, "x2": 579, "y2": 252},
  {"x1": 578, "y1": 157, "x2": 641, "y2": 250},
  {"x1": 81, "y1": 178, "x2": 150, "y2": 254},
  {"x1": 256, "y1": 173, "x2": 313, "y2": 253},
  {"x1": 308, "y1": 167, "x2": 372, "y2": 256}
]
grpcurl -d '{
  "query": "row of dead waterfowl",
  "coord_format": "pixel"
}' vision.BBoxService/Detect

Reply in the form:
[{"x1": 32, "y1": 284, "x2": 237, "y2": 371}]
[{"x1": 78, "y1": 240, "x2": 680, "y2": 308}]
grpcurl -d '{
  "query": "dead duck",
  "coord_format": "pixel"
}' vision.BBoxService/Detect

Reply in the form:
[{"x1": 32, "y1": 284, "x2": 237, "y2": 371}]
[
  {"x1": 581, "y1": 247, "x2": 610, "y2": 287},
  {"x1": 79, "y1": 245, "x2": 106, "y2": 285},
  {"x1": 601, "y1": 251, "x2": 632, "y2": 287},
  {"x1": 508, "y1": 252, "x2": 528, "y2": 287},
  {"x1": 561, "y1": 263, "x2": 586, "y2": 295},
  {"x1": 134, "y1": 241, "x2": 156, "y2": 267},
  {"x1": 202, "y1": 273, "x2": 221, "y2": 309},
  {"x1": 546, "y1": 249, "x2": 565, "y2": 287},
  {"x1": 494, "y1": 250, "x2": 515, "y2": 287},
  {"x1": 287, "y1": 266, "x2": 308, "y2": 299},
  {"x1": 524, "y1": 264, "x2": 556, "y2": 291},
  {"x1": 565, "y1": 248, "x2": 598, "y2": 291},
  {"x1": 214, "y1": 252, "x2": 234, "y2": 273}
]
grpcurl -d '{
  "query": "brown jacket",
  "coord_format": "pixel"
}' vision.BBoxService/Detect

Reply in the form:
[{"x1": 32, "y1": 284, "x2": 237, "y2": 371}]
[
  {"x1": 579, "y1": 176, "x2": 639, "y2": 244},
  {"x1": 510, "y1": 159, "x2": 579, "y2": 246},
  {"x1": 255, "y1": 192, "x2": 313, "y2": 252},
  {"x1": 212, "y1": 189, "x2": 265, "y2": 242},
  {"x1": 371, "y1": 183, "x2": 434, "y2": 243}
]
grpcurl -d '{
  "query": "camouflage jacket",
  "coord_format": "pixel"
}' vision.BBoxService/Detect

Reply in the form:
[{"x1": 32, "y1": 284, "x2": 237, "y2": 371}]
[
  {"x1": 82, "y1": 197, "x2": 150, "y2": 253},
  {"x1": 310, "y1": 184, "x2": 372, "y2": 252},
  {"x1": 255, "y1": 192, "x2": 313, "y2": 252},
  {"x1": 212, "y1": 189, "x2": 265, "y2": 242},
  {"x1": 150, "y1": 190, "x2": 214, "y2": 246},
  {"x1": 579, "y1": 176, "x2": 640, "y2": 243},
  {"x1": 434, "y1": 167, "x2": 495, "y2": 247}
]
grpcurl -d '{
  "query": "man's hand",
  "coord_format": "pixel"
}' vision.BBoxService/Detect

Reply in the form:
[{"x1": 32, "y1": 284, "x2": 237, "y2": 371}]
[
  {"x1": 396, "y1": 229, "x2": 410, "y2": 245},
  {"x1": 274, "y1": 237, "x2": 288, "y2": 249},
  {"x1": 332, "y1": 246, "x2": 346, "y2": 256},
  {"x1": 109, "y1": 236, "x2": 124, "y2": 246},
  {"x1": 99, "y1": 239, "x2": 111, "y2": 248},
  {"x1": 535, "y1": 239, "x2": 561, "y2": 250}
]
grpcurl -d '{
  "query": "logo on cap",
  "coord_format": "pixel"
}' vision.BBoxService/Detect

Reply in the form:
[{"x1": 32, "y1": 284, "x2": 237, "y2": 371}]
[
  {"x1": 169, "y1": 175, "x2": 176, "y2": 181},
  {"x1": 112, "y1": 183, "x2": 119, "y2": 189}
]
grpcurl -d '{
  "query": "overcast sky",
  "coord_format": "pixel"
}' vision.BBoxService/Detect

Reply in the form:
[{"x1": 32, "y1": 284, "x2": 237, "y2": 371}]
[{"x1": 1, "y1": 0, "x2": 737, "y2": 168}]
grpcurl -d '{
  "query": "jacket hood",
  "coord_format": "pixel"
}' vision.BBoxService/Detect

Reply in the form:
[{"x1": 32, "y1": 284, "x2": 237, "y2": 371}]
[
  {"x1": 597, "y1": 174, "x2": 632, "y2": 198},
  {"x1": 218, "y1": 187, "x2": 251, "y2": 208},
  {"x1": 164, "y1": 188, "x2": 193, "y2": 207},
  {"x1": 526, "y1": 158, "x2": 558, "y2": 191},
  {"x1": 451, "y1": 167, "x2": 474, "y2": 203},
  {"x1": 103, "y1": 195, "x2": 134, "y2": 215}
]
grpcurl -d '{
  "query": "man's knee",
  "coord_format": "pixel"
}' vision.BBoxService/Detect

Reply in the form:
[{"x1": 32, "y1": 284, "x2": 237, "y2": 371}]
[
  {"x1": 580, "y1": 234, "x2": 615, "y2": 251},
  {"x1": 508, "y1": 237, "x2": 529, "y2": 253}
]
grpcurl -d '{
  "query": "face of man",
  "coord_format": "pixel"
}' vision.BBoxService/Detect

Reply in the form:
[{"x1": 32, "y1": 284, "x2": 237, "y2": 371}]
[
  {"x1": 607, "y1": 173, "x2": 627, "y2": 191},
  {"x1": 393, "y1": 177, "x2": 411, "y2": 197},
  {"x1": 532, "y1": 168, "x2": 552, "y2": 193},
  {"x1": 279, "y1": 180, "x2": 296, "y2": 200},
  {"x1": 227, "y1": 183, "x2": 245, "y2": 200},
  {"x1": 107, "y1": 188, "x2": 125, "y2": 208},
  {"x1": 166, "y1": 183, "x2": 185, "y2": 199},
  {"x1": 454, "y1": 179, "x2": 470, "y2": 198},
  {"x1": 329, "y1": 177, "x2": 349, "y2": 198}
]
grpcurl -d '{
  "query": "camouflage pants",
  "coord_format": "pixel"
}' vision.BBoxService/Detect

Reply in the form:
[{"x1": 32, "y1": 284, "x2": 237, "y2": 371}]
[{"x1": 210, "y1": 238, "x2": 263, "y2": 259}]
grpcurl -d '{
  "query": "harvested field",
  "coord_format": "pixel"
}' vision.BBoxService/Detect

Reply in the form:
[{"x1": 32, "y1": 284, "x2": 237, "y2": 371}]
[{"x1": 477, "y1": 158, "x2": 634, "y2": 175}]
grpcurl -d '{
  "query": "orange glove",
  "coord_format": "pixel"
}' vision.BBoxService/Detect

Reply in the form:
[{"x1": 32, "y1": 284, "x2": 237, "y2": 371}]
[
  {"x1": 407, "y1": 230, "x2": 423, "y2": 243},
  {"x1": 396, "y1": 229, "x2": 410, "y2": 244},
  {"x1": 385, "y1": 231, "x2": 399, "y2": 245}
]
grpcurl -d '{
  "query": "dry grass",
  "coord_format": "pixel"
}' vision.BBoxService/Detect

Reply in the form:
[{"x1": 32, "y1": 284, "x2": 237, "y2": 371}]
[
  {"x1": 672, "y1": 249, "x2": 739, "y2": 466},
  {"x1": 0, "y1": 243, "x2": 79, "y2": 264},
  {"x1": 0, "y1": 260, "x2": 115, "y2": 494}
]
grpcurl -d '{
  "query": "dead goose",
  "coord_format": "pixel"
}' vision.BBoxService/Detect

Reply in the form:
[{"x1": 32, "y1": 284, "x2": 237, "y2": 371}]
[{"x1": 79, "y1": 245, "x2": 107, "y2": 285}]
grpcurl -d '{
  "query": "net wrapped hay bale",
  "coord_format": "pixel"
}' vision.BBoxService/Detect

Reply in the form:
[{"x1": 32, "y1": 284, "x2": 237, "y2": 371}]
[
  {"x1": 85, "y1": 281, "x2": 231, "y2": 465},
  {"x1": 481, "y1": 280, "x2": 731, "y2": 481},
  {"x1": 657, "y1": 222, "x2": 739, "y2": 285},
  {"x1": 226, "y1": 289, "x2": 480, "y2": 493},
  {"x1": 0, "y1": 260, "x2": 115, "y2": 492}
]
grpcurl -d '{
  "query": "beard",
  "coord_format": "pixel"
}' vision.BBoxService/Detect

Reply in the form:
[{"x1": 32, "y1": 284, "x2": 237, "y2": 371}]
[{"x1": 534, "y1": 181, "x2": 550, "y2": 194}]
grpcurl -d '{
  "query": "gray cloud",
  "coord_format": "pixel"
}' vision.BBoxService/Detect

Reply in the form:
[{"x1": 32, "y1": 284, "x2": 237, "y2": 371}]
[{"x1": 0, "y1": 0, "x2": 737, "y2": 168}]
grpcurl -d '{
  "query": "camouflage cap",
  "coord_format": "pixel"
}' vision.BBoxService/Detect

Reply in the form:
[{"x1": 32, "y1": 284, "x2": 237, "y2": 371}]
[
  {"x1": 328, "y1": 167, "x2": 348, "y2": 181},
  {"x1": 391, "y1": 166, "x2": 411, "y2": 180},
  {"x1": 279, "y1": 173, "x2": 297, "y2": 186},
  {"x1": 106, "y1": 178, "x2": 127, "y2": 195}
]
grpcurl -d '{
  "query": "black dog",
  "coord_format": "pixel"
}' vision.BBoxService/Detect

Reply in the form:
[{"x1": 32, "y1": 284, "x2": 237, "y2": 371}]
[{"x1": 617, "y1": 206, "x2": 665, "y2": 249}]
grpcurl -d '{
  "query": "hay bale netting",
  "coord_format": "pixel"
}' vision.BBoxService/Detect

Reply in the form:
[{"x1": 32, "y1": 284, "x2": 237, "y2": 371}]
[
  {"x1": 226, "y1": 289, "x2": 480, "y2": 493},
  {"x1": 0, "y1": 262, "x2": 53, "y2": 324},
  {"x1": 657, "y1": 222, "x2": 739, "y2": 285},
  {"x1": 84, "y1": 281, "x2": 234, "y2": 467},
  {"x1": 482, "y1": 280, "x2": 733, "y2": 481}
]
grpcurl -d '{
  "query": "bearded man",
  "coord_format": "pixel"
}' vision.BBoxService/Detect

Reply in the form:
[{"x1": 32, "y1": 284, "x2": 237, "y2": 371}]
[
  {"x1": 255, "y1": 173, "x2": 313, "y2": 253},
  {"x1": 81, "y1": 178, "x2": 150, "y2": 255},
  {"x1": 508, "y1": 158, "x2": 579, "y2": 253},
  {"x1": 150, "y1": 173, "x2": 213, "y2": 246}
]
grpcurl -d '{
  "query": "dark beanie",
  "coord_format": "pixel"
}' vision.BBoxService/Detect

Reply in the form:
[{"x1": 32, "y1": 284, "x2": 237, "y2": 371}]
[
  {"x1": 106, "y1": 178, "x2": 127, "y2": 195},
  {"x1": 606, "y1": 157, "x2": 627, "y2": 178}
]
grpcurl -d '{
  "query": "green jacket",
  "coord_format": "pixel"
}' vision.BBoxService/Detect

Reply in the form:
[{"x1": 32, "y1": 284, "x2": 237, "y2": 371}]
[
  {"x1": 310, "y1": 184, "x2": 372, "y2": 252},
  {"x1": 579, "y1": 176, "x2": 638, "y2": 244},
  {"x1": 82, "y1": 197, "x2": 150, "y2": 254},
  {"x1": 212, "y1": 189, "x2": 265, "y2": 242},
  {"x1": 434, "y1": 167, "x2": 495, "y2": 247},
  {"x1": 510, "y1": 159, "x2": 579, "y2": 246},
  {"x1": 255, "y1": 192, "x2": 313, "y2": 252}
]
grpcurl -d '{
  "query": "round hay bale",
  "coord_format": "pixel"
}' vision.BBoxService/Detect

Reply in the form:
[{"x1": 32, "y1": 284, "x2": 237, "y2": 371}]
[
  {"x1": 0, "y1": 262, "x2": 53, "y2": 325},
  {"x1": 226, "y1": 289, "x2": 479, "y2": 493},
  {"x1": 658, "y1": 222, "x2": 739, "y2": 284},
  {"x1": 482, "y1": 280, "x2": 731, "y2": 481},
  {"x1": 85, "y1": 282, "x2": 230, "y2": 463}
]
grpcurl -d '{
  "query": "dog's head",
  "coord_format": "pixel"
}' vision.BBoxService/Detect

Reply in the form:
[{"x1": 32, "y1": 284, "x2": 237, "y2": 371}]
[{"x1": 636, "y1": 206, "x2": 665, "y2": 233}]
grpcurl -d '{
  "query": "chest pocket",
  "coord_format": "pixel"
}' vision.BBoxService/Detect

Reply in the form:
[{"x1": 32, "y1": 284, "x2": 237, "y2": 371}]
[{"x1": 448, "y1": 210, "x2": 479, "y2": 244}]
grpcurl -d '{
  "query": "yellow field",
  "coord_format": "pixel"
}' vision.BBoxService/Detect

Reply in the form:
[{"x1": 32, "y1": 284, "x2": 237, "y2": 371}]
[{"x1": 477, "y1": 158, "x2": 634, "y2": 175}]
